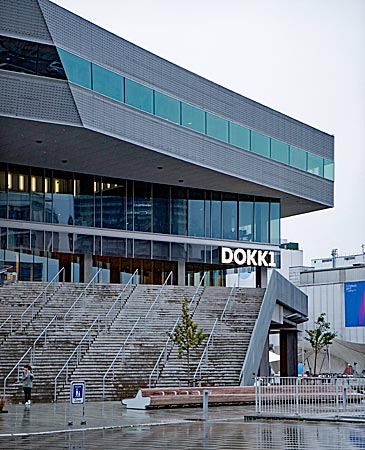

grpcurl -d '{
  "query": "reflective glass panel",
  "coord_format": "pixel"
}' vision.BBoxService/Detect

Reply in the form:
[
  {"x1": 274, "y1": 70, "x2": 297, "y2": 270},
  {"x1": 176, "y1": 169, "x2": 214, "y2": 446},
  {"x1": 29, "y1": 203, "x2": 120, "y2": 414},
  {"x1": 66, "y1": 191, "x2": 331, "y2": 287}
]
[
  {"x1": 92, "y1": 64, "x2": 124, "y2": 101},
  {"x1": 270, "y1": 201, "x2": 280, "y2": 245},
  {"x1": 254, "y1": 201, "x2": 269, "y2": 243},
  {"x1": 211, "y1": 193, "x2": 222, "y2": 239},
  {"x1": 205, "y1": 196, "x2": 211, "y2": 238},
  {"x1": 171, "y1": 187, "x2": 187, "y2": 236},
  {"x1": 102, "y1": 180, "x2": 126, "y2": 230},
  {"x1": 229, "y1": 123, "x2": 250, "y2": 150},
  {"x1": 188, "y1": 189, "x2": 205, "y2": 237},
  {"x1": 8, "y1": 169, "x2": 30, "y2": 221},
  {"x1": 181, "y1": 103, "x2": 205, "y2": 133},
  {"x1": 30, "y1": 169, "x2": 44, "y2": 223},
  {"x1": 271, "y1": 139, "x2": 289, "y2": 164},
  {"x1": 324, "y1": 159, "x2": 334, "y2": 181},
  {"x1": 8, "y1": 228, "x2": 30, "y2": 250},
  {"x1": 0, "y1": 36, "x2": 37, "y2": 74},
  {"x1": 74, "y1": 174, "x2": 94, "y2": 227},
  {"x1": 102, "y1": 237, "x2": 126, "y2": 257},
  {"x1": 52, "y1": 172, "x2": 74, "y2": 225},
  {"x1": 153, "y1": 241, "x2": 170, "y2": 260},
  {"x1": 134, "y1": 182, "x2": 151, "y2": 232},
  {"x1": 134, "y1": 239, "x2": 151, "y2": 258},
  {"x1": 239, "y1": 199, "x2": 253, "y2": 242},
  {"x1": 0, "y1": 166, "x2": 6, "y2": 219},
  {"x1": 37, "y1": 44, "x2": 66, "y2": 79},
  {"x1": 206, "y1": 113, "x2": 228, "y2": 142},
  {"x1": 154, "y1": 91, "x2": 180, "y2": 124},
  {"x1": 153, "y1": 184, "x2": 170, "y2": 234},
  {"x1": 125, "y1": 78, "x2": 153, "y2": 113},
  {"x1": 251, "y1": 131, "x2": 270, "y2": 157},
  {"x1": 307, "y1": 153, "x2": 324, "y2": 177},
  {"x1": 57, "y1": 48, "x2": 91, "y2": 88},
  {"x1": 290, "y1": 146, "x2": 307, "y2": 170},
  {"x1": 222, "y1": 194, "x2": 237, "y2": 240}
]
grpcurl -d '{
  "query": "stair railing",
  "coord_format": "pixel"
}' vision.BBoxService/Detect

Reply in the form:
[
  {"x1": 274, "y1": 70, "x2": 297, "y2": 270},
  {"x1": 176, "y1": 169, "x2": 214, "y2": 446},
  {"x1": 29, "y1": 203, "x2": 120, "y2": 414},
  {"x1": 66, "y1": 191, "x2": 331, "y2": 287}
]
[
  {"x1": 144, "y1": 271, "x2": 173, "y2": 320},
  {"x1": 220, "y1": 283, "x2": 237, "y2": 322},
  {"x1": 104, "y1": 269, "x2": 138, "y2": 332},
  {"x1": 193, "y1": 317, "x2": 219, "y2": 384},
  {"x1": 54, "y1": 315, "x2": 102, "y2": 402},
  {"x1": 3, "y1": 347, "x2": 32, "y2": 399},
  {"x1": 0, "y1": 314, "x2": 13, "y2": 336},
  {"x1": 102, "y1": 317, "x2": 140, "y2": 398},
  {"x1": 20, "y1": 267, "x2": 65, "y2": 330},
  {"x1": 63, "y1": 268, "x2": 102, "y2": 330},
  {"x1": 189, "y1": 271, "x2": 208, "y2": 313},
  {"x1": 148, "y1": 317, "x2": 180, "y2": 388}
]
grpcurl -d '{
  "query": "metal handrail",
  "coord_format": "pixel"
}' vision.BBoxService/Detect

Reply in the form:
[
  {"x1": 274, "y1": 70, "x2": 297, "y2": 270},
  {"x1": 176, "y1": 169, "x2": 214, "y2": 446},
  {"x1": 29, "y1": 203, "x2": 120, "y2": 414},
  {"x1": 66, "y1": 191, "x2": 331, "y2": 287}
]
[
  {"x1": 102, "y1": 317, "x2": 140, "y2": 398},
  {"x1": 3, "y1": 347, "x2": 32, "y2": 399},
  {"x1": 63, "y1": 268, "x2": 102, "y2": 329},
  {"x1": 20, "y1": 267, "x2": 65, "y2": 329},
  {"x1": 0, "y1": 315, "x2": 13, "y2": 335},
  {"x1": 0, "y1": 265, "x2": 13, "y2": 275},
  {"x1": 104, "y1": 269, "x2": 138, "y2": 332},
  {"x1": 193, "y1": 317, "x2": 219, "y2": 382},
  {"x1": 31, "y1": 315, "x2": 58, "y2": 362},
  {"x1": 189, "y1": 271, "x2": 208, "y2": 312},
  {"x1": 144, "y1": 271, "x2": 173, "y2": 319},
  {"x1": 220, "y1": 283, "x2": 237, "y2": 322},
  {"x1": 148, "y1": 317, "x2": 180, "y2": 388},
  {"x1": 54, "y1": 315, "x2": 102, "y2": 402}
]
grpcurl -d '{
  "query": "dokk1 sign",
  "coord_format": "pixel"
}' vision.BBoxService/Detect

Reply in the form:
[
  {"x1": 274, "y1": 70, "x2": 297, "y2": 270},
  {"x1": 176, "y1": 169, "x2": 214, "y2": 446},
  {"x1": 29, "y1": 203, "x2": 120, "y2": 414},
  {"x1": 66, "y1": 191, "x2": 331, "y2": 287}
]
[{"x1": 221, "y1": 247, "x2": 276, "y2": 267}]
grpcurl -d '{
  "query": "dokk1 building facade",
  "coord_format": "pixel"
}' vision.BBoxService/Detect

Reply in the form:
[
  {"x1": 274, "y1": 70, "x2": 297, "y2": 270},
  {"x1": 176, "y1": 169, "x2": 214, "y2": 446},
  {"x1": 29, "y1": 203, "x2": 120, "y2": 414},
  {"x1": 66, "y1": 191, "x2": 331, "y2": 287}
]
[{"x1": 0, "y1": 0, "x2": 334, "y2": 286}]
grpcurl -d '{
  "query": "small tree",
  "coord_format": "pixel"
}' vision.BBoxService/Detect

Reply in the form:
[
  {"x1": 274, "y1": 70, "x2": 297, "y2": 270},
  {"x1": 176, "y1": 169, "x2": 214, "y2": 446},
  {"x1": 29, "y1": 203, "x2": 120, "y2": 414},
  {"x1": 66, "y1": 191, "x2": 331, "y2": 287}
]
[
  {"x1": 168, "y1": 297, "x2": 207, "y2": 380},
  {"x1": 305, "y1": 313, "x2": 337, "y2": 375}
]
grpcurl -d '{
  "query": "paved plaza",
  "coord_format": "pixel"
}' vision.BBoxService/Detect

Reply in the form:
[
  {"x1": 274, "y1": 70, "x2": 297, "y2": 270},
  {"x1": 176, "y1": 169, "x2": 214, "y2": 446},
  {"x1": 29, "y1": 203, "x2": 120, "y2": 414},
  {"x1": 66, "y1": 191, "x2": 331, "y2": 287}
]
[{"x1": 1, "y1": 401, "x2": 365, "y2": 449}]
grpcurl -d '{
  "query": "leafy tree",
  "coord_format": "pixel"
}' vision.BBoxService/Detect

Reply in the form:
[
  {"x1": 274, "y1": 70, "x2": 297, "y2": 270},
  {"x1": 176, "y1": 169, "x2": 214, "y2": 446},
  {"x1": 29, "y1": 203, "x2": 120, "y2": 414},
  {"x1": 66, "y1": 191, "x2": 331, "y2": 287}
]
[
  {"x1": 168, "y1": 297, "x2": 207, "y2": 380},
  {"x1": 304, "y1": 313, "x2": 337, "y2": 375}
]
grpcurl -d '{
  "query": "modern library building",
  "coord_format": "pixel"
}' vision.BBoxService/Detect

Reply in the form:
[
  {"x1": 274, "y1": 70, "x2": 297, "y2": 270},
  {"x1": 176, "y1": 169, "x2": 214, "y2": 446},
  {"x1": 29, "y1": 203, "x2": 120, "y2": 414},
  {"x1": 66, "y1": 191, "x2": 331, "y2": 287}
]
[{"x1": 0, "y1": 0, "x2": 334, "y2": 286}]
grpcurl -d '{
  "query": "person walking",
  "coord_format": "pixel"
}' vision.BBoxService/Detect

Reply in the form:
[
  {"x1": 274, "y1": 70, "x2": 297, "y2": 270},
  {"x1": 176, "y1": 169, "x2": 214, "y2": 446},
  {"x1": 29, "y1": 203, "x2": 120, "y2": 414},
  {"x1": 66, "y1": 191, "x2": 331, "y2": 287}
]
[{"x1": 22, "y1": 364, "x2": 34, "y2": 405}]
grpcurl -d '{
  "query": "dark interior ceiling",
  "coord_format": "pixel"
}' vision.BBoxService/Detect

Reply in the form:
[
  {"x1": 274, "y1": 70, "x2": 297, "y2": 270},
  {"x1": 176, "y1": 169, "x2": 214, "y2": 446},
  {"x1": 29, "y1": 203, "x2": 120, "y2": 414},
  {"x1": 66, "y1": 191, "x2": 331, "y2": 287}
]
[{"x1": 0, "y1": 116, "x2": 329, "y2": 218}]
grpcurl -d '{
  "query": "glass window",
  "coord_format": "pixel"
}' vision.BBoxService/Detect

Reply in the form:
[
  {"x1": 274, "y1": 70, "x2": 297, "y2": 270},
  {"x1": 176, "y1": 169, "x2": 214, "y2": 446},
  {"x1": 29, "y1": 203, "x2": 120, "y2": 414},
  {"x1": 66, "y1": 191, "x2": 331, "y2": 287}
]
[
  {"x1": 171, "y1": 187, "x2": 187, "y2": 236},
  {"x1": 324, "y1": 159, "x2": 334, "y2": 181},
  {"x1": 30, "y1": 168, "x2": 44, "y2": 223},
  {"x1": 205, "y1": 195, "x2": 211, "y2": 238},
  {"x1": 181, "y1": 102, "x2": 205, "y2": 133},
  {"x1": 188, "y1": 189, "x2": 205, "y2": 237},
  {"x1": 125, "y1": 78, "x2": 153, "y2": 114},
  {"x1": 8, "y1": 168, "x2": 30, "y2": 221},
  {"x1": 92, "y1": 64, "x2": 124, "y2": 102},
  {"x1": 271, "y1": 139, "x2": 289, "y2": 164},
  {"x1": 74, "y1": 174, "x2": 94, "y2": 227},
  {"x1": 134, "y1": 182, "x2": 151, "y2": 232},
  {"x1": 101, "y1": 179, "x2": 126, "y2": 230},
  {"x1": 0, "y1": 35, "x2": 37, "y2": 74},
  {"x1": 52, "y1": 171, "x2": 74, "y2": 225},
  {"x1": 102, "y1": 237, "x2": 126, "y2": 257},
  {"x1": 229, "y1": 123, "x2": 250, "y2": 150},
  {"x1": 206, "y1": 113, "x2": 228, "y2": 142},
  {"x1": 154, "y1": 91, "x2": 180, "y2": 124},
  {"x1": 289, "y1": 146, "x2": 307, "y2": 171},
  {"x1": 254, "y1": 201, "x2": 269, "y2": 243},
  {"x1": 74, "y1": 234, "x2": 93, "y2": 254},
  {"x1": 57, "y1": 48, "x2": 91, "y2": 89},
  {"x1": 152, "y1": 241, "x2": 170, "y2": 260},
  {"x1": 8, "y1": 228, "x2": 30, "y2": 250},
  {"x1": 251, "y1": 131, "x2": 270, "y2": 157},
  {"x1": 270, "y1": 201, "x2": 280, "y2": 245},
  {"x1": 188, "y1": 244, "x2": 206, "y2": 263},
  {"x1": 134, "y1": 239, "x2": 151, "y2": 258},
  {"x1": 239, "y1": 198, "x2": 253, "y2": 242},
  {"x1": 307, "y1": 153, "x2": 324, "y2": 177},
  {"x1": 222, "y1": 193, "x2": 237, "y2": 240},
  {"x1": 211, "y1": 193, "x2": 222, "y2": 239},
  {"x1": 153, "y1": 184, "x2": 170, "y2": 234},
  {"x1": 37, "y1": 44, "x2": 66, "y2": 79},
  {"x1": 0, "y1": 165, "x2": 7, "y2": 219}
]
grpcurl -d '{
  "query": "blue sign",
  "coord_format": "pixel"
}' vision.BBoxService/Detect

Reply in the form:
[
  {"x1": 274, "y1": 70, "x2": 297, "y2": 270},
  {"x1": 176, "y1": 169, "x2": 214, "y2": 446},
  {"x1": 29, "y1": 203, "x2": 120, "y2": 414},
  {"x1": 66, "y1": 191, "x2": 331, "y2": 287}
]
[
  {"x1": 71, "y1": 382, "x2": 85, "y2": 404},
  {"x1": 344, "y1": 282, "x2": 365, "y2": 327}
]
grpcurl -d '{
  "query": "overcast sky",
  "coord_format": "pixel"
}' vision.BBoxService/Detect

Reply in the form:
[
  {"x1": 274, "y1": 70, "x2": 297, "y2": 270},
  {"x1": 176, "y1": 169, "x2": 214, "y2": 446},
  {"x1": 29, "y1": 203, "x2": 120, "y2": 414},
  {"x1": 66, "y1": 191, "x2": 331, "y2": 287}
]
[{"x1": 52, "y1": 0, "x2": 365, "y2": 264}]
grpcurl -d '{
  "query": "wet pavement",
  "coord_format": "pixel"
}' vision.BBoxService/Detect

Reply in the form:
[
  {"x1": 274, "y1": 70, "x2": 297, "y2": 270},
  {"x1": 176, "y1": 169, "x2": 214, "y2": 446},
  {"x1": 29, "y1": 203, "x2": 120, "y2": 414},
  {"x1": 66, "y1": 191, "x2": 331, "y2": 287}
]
[{"x1": 1, "y1": 401, "x2": 365, "y2": 449}]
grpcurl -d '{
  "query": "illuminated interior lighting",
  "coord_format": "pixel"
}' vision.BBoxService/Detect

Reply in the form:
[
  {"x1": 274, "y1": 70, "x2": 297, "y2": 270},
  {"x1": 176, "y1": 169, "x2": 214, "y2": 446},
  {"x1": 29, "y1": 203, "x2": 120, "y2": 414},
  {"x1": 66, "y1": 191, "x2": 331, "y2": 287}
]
[
  {"x1": 31, "y1": 176, "x2": 36, "y2": 192},
  {"x1": 19, "y1": 175, "x2": 24, "y2": 191},
  {"x1": 7, "y1": 173, "x2": 12, "y2": 190}
]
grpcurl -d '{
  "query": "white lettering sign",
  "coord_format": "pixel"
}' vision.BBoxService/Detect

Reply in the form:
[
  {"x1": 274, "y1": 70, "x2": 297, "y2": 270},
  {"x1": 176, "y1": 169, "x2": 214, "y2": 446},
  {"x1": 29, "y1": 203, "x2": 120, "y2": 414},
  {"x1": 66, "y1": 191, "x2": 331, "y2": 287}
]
[{"x1": 221, "y1": 247, "x2": 277, "y2": 268}]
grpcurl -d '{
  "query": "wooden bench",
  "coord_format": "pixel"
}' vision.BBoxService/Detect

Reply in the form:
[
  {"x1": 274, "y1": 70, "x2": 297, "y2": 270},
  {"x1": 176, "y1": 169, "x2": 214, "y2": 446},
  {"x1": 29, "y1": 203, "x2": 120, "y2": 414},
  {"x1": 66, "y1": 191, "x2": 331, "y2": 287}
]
[{"x1": 122, "y1": 386, "x2": 256, "y2": 409}]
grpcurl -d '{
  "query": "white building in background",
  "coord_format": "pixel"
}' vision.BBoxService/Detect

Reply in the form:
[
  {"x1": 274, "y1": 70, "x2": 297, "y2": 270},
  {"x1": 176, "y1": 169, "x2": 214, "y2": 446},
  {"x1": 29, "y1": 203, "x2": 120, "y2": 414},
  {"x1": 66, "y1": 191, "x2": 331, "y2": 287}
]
[{"x1": 290, "y1": 247, "x2": 365, "y2": 375}]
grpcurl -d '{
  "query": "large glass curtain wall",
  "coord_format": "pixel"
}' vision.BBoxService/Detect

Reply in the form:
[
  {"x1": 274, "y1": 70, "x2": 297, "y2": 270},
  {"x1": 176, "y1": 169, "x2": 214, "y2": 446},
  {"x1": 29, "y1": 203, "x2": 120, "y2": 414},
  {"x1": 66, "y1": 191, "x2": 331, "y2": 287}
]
[{"x1": 0, "y1": 164, "x2": 280, "y2": 245}]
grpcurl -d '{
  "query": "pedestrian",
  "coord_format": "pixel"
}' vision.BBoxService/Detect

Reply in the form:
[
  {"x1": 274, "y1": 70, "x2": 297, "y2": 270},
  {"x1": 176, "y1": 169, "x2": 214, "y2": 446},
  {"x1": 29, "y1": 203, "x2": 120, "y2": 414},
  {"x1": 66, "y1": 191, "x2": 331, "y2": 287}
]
[{"x1": 22, "y1": 364, "x2": 34, "y2": 405}]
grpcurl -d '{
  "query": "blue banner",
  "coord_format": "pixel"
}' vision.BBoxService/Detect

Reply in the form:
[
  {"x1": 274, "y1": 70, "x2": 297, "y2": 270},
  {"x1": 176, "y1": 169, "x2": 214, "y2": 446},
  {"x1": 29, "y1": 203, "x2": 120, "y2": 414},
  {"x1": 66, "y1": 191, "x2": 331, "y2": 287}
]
[{"x1": 344, "y1": 281, "x2": 365, "y2": 327}]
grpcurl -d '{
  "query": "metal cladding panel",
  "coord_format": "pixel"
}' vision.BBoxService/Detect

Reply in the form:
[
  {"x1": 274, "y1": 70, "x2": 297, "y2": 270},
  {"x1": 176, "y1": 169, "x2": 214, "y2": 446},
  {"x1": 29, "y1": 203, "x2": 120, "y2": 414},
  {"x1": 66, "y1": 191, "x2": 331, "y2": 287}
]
[
  {"x1": 0, "y1": 71, "x2": 82, "y2": 125},
  {"x1": 38, "y1": 0, "x2": 334, "y2": 160},
  {"x1": 0, "y1": 0, "x2": 53, "y2": 43},
  {"x1": 70, "y1": 85, "x2": 333, "y2": 207}
]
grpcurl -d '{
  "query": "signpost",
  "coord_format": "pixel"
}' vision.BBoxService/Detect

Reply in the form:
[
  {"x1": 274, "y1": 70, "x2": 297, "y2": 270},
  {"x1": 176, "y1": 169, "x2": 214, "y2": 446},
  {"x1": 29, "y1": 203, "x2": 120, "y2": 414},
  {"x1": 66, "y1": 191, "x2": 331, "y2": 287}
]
[{"x1": 68, "y1": 381, "x2": 86, "y2": 426}]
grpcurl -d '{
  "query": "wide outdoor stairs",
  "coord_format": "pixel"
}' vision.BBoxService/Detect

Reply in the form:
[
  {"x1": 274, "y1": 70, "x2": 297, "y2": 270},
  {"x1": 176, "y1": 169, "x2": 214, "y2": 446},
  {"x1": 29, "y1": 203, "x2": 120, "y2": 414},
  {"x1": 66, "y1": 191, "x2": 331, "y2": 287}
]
[{"x1": 0, "y1": 283, "x2": 265, "y2": 402}]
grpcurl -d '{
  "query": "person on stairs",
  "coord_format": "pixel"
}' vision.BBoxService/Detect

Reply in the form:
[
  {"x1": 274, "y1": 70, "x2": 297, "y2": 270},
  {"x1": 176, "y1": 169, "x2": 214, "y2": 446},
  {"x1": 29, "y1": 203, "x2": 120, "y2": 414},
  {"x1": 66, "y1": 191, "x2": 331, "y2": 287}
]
[{"x1": 22, "y1": 364, "x2": 34, "y2": 405}]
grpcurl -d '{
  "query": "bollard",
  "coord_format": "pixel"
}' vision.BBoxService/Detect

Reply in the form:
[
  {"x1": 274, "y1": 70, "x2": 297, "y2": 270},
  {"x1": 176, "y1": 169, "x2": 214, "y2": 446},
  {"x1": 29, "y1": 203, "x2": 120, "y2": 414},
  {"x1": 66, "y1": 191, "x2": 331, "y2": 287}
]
[{"x1": 203, "y1": 389, "x2": 211, "y2": 421}]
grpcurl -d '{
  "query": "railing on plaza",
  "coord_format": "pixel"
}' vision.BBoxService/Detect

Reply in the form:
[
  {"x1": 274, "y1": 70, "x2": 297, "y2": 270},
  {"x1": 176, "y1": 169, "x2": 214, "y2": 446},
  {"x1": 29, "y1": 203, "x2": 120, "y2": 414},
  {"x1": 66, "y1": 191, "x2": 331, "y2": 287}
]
[
  {"x1": 188, "y1": 271, "x2": 207, "y2": 313},
  {"x1": 220, "y1": 283, "x2": 236, "y2": 322},
  {"x1": 0, "y1": 314, "x2": 13, "y2": 337},
  {"x1": 20, "y1": 267, "x2": 65, "y2": 329},
  {"x1": 3, "y1": 347, "x2": 32, "y2": 399},
  {"x1": 144, "y1": 271, "x2": 173, "y2": 320},
  {"x1": 102, "y1": 317, "x2": 140, "y2": 398},
  {"x1": 54, "y1": 315, "x2": 103, "y2": 402},
  {"x1": 148, "y1": 317, "x2": 180, "y2": 388},
  {"x1": 63, "y1": 268, "x2": 102, "y2": 330},
  {"x1": 104, "y1": 269, "x2": 138, "y2": 332},
  {"x1": 255, "y1": 376, "x2": 365, "y2": 419},
  {"x1": 193, "y1": 317, "x2": 219, "y2": 384}
]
